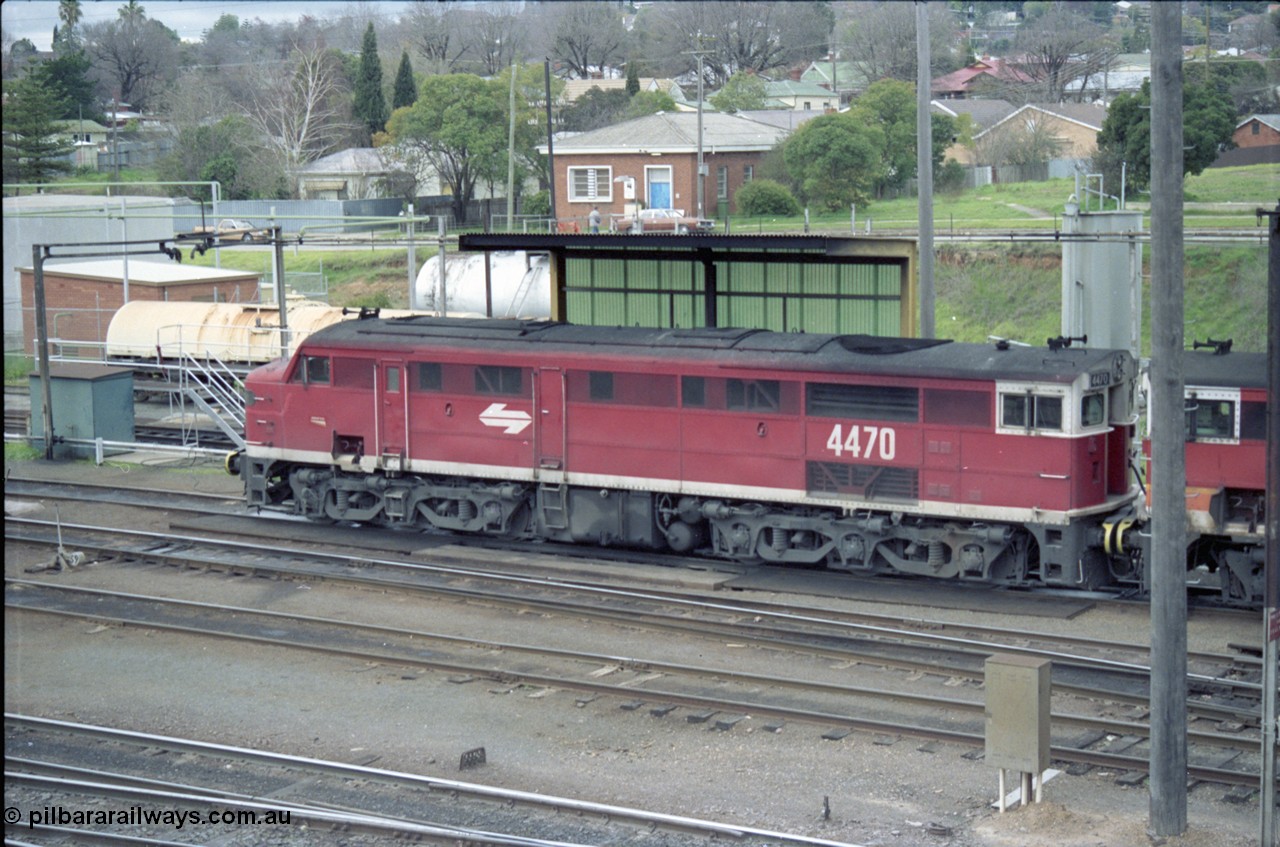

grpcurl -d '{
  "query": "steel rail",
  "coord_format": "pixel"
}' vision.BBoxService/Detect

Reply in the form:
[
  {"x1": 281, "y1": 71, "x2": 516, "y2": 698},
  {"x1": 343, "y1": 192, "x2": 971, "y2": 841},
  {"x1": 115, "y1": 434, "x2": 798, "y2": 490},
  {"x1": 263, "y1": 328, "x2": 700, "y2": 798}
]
[{"x1": 4, "y1": 714, "x2": 865, "y2": 847}]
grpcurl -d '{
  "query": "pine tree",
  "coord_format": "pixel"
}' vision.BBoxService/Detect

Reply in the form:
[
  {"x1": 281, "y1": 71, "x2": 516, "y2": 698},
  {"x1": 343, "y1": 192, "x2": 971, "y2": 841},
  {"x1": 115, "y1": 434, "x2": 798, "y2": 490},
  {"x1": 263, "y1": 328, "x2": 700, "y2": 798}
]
[
  {"x1": 353, "y1": 23, "x2": 388, "y2": 140},
  {"x1": 2, "y1": 74, "x2": 74, "y2": 187},
  {"x1": 625, "y1": 61, "x2": 640, "y2": 96},
  {"x1": 392, "y1": 51, "x2": 416, "y2": 111}
]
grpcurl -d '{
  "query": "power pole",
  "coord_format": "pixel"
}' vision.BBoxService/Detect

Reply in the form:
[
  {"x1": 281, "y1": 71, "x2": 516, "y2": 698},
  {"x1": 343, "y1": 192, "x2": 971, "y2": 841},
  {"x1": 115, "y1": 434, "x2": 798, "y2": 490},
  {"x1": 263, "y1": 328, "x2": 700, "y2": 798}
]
[
  {"x1": 1258, "y1": 200, "x2": 1279, "y2": 847},
  {"x1": 1148, "y1": 4, "x2": 1188, "y2": 836},
  {"x1": 684, "y1": 47, "x2": 713, "y2": 220},
  {"x1": 915, "y1": 1, "x2": 934, "y2": 339}
]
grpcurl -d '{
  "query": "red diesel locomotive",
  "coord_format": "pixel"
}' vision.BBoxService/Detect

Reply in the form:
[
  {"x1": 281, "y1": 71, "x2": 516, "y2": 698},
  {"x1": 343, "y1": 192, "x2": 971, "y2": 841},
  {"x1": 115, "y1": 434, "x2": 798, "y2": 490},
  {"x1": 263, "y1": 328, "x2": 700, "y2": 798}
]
[
  {"x1": 235, "y1": 315, "x2": 1200, "y2": 598},
  {"x1": 1142, "y1": 343, "x2": 1268, "y2": 603}
]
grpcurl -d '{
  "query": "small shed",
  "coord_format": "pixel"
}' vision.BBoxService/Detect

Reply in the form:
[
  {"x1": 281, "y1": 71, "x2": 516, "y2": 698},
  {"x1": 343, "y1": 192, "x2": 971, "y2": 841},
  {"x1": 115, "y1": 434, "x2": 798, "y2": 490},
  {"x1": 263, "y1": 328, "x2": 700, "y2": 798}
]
[
  {"x1": 18, "y1": 259, "x2": 260, "y2": 357},
  {"x1": 29, "y1": 363, "x2": 135, "y2": 459}
]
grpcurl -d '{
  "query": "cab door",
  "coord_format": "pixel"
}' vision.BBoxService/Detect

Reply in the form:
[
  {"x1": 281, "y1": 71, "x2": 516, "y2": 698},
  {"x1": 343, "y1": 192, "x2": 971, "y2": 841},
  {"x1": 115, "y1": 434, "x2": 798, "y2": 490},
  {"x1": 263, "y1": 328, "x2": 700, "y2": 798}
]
[
  {"x1": 534, "y1": 367, "x2": 565, "y2": 471},
  {"x1": 378, "y1": 360, "x2": 406, "y2": 468}
]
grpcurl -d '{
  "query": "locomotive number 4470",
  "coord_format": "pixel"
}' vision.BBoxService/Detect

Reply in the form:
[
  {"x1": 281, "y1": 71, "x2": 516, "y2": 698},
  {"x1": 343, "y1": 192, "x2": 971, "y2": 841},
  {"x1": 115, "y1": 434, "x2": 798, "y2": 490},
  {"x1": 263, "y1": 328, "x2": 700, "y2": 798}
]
[{"x1": 825, "y1": 424, "x2": 897, "y2": 461}]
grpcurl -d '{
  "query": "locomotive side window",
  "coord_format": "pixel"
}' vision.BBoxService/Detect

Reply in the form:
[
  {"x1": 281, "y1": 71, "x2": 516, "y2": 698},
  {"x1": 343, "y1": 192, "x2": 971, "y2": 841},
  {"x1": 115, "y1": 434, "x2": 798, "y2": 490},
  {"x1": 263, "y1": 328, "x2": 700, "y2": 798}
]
[
  {"x1": 1080, "y1": 392, "x2": 1106, "y2": 428},
  {"x1": 332, "y1": 358, "x2": 375, "y2": 389},
  {"x1": 1241, "y1": 401, "x2": 1266, "y2": 440},
  {"x1": 923, "y1": 389, "x2": 989, "y2": 426},
  {"x1": 474, "y1": 365, "x2": 523, "y2": 395},
  {"x1": 589, "y1": 371, "x2": 613, "y2": 401},
  {"x1": 727, "y1": 379, "x2": 780, "y2": 412},
  {"x1": 292, "y1": 355, "x2": 330, "y2": 385},
  {"x1": 682, "y1": 376, "x2": 706, "y2": 407},
  {"x1": 384, "y1": 366, "x2": 400, "y2": 393},
  {"x1": 414, "y1": 362, "x2": 442, "y2": 391},
  {"x1": 1000, "y1": 392, "x2": 1062, "y2": 432},
  {"x1": 1186, "y1": 394, "x2": 1236, "y2": 440},
  {"x1": 807, "y1": 383, "x2": 918, "y2": 422}
]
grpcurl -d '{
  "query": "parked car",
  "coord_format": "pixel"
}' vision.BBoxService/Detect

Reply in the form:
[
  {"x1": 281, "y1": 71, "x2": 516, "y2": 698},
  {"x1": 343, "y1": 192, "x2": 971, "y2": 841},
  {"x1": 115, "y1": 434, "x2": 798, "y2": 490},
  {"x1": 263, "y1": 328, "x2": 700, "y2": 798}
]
[
  {"x1": 615, "y1": 208, "x2": 715, "y2": 234},
  {"x1": 187, "y1": 218, "x2": 272, "y2": 243}
]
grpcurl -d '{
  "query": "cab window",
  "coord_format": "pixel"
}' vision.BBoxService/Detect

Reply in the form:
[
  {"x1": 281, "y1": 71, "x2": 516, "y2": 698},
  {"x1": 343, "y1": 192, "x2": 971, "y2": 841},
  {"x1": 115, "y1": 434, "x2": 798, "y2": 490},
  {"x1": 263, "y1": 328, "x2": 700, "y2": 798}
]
[{"x1": 291, "y1": 355, "x2": 330, "y2": 385}]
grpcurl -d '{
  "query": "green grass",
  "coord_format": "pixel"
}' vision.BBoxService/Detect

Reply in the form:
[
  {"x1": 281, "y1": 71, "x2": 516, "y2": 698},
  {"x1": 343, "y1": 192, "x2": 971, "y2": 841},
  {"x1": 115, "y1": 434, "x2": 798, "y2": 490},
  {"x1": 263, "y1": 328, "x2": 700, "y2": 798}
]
[{"x1": 5, "y1": 354, "x2": 33, "y2": 384}]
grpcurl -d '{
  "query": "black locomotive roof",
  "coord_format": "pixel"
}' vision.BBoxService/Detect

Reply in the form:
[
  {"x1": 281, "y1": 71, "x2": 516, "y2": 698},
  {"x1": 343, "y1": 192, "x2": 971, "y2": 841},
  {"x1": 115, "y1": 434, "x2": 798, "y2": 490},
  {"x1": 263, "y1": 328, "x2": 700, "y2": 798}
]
[
  {"x1": 302, "y1": 316, "x2": 1128, "y2": 383},
  {"x1": 1181, "y1": 349, "x2": 1269, "y2": 389}
]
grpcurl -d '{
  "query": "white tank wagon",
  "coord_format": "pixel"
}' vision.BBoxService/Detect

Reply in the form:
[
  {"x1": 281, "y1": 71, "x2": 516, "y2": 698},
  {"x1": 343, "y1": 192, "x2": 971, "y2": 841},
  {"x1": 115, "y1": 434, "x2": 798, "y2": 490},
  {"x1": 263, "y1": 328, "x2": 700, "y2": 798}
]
[
  {"x1": 105, "y1": 299, "x2": 426, "y2": 365},
  {"x1": 414, "y1": 250, "x2": 551, "y2": 318}
]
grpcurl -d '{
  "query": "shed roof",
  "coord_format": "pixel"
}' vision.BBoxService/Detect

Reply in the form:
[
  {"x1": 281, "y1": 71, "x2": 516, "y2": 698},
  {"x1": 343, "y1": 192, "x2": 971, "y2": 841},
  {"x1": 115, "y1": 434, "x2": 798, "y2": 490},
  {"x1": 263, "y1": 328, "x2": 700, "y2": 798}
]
[{"x1": 19, "y1": 259, "x2": 259, "y2": 284}]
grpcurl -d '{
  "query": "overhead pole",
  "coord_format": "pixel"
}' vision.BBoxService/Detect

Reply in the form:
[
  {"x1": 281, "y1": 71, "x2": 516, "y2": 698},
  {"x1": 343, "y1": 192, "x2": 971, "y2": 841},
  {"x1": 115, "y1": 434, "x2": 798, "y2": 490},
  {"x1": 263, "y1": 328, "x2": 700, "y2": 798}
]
[
  {"x1": 915, "y1": 0, "x2": 934, "y2": 339},
  {"x1": 1148, "y1": 4, "x2": 1188, "y2": 837},
  {"x1": 1258, "y1": 200, "x2": 1279, "y2": 847}
]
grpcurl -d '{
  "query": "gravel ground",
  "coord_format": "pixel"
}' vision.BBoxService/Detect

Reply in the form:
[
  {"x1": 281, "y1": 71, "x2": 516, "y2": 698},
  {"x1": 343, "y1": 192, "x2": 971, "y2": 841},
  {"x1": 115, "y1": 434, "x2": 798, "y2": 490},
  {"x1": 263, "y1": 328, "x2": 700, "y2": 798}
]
[{"x1": 4, "y1": 456, "x2": 1269, "y2": 847}]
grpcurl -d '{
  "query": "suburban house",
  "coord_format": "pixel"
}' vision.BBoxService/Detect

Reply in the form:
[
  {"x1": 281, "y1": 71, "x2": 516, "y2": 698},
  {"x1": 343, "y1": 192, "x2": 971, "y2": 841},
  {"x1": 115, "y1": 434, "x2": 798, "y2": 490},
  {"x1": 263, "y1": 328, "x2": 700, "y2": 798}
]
[
  {"x1": 800, "y1": 59, "x2": 870, "y2": 107},
  {"x1": 560, "y1": 77, "x2": 693, "y2": 110},
  {"x1": 947, "y1": 102, "x2": 1107, "y2": 172},
  {"x1": 1064, "y1": 53, "x2": 1150, "y2": 101},
  {"x1": 296, "y1": 148, "x2": 427, "y2": 201},
  {"x1": 1233, "y1": 114, "x2": 1280, "y2": 149},
  {"x1": 931, "y1": 57, "x2": 1032, "y2": 100},
  {"x1": 52, "y1": 118, "x2": 112, "y2": 169},
  {"x1": 539, "y1": 111, "x2": 790, "y2": 225},
  {"x1": 932, "y1": 98, "x2": 1019, "y2": 162},
  {"x1": 763, "y1": 79, "x2": 838, "y2": 112}
]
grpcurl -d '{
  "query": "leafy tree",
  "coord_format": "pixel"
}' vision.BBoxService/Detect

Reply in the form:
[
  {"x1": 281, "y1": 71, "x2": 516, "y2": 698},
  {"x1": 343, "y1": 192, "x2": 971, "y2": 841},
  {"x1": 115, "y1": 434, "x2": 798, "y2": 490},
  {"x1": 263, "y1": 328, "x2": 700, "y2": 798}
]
[
  {"x1": 53, "y1": 0, "x2": 84, "y2": 53},
  {"x1": 386, "y1": 74, "x2": 508, "y2": 224},
  {"x1": 30, "y1": 49, "x2": 101, "y2": 121},
  {"x1": 353, "y1": 23, "x2": 388, "y2": 141},
  {"x1": 82, "y1": 2, "x2": 180, "y2": 110},
  {"x1": 562, "y1": 87, "x2": 632, "y2": 132},
  {"x1": 159, "y1": 114, "x2": 270, "y2": 200},
  {"x1": 625, "y1": 62, "x2": 640, "y2": 96},
  {"x1": 392, "y1": 51, "x2": 416, "y2": 111},
  {"x1": 848, "y1": 79, "x2": 916, "y2": 195},
  {"x1": 1094, "y1": 79, "x2": 1236, "y2": 194},
  {"x1": 782, "y1": 112, "x2": 885, "y2": 210},
  {"x1": 2, "y1": 73, "x2": 74, "y2": 187},
  {"x1": 622, "y1": 90, "x2": 676, "y2": 120},
  {"x1": 734, "y1": 179, "x2": 800, "y2": 216},
  {"x1": 709, "y1": 72, "x2": 768, "y2": 112}
]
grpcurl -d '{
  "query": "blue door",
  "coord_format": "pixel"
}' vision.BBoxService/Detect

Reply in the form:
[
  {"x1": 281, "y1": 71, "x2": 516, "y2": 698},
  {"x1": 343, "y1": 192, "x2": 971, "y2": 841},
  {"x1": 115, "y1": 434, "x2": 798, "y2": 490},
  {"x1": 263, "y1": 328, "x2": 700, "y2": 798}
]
[{"x1": 647, "y1": 167, "x2": 672, "y2": 209}]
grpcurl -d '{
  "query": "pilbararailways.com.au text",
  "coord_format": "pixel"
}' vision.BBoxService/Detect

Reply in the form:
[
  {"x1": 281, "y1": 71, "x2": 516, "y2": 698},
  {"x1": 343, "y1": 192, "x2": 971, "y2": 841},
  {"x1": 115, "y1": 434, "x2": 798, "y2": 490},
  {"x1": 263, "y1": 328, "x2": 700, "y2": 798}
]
[{"x1": 6, "y1": 804, "x2": 292, "y2": 830}]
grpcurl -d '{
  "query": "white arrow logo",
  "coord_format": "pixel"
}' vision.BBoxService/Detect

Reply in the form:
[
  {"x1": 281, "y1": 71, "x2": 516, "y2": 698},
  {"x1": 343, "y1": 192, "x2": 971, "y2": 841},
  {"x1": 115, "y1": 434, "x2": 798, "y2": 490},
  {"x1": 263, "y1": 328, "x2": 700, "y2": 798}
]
[{"x1": 479, "y1": 402, "x2": 532, "y2": 435}]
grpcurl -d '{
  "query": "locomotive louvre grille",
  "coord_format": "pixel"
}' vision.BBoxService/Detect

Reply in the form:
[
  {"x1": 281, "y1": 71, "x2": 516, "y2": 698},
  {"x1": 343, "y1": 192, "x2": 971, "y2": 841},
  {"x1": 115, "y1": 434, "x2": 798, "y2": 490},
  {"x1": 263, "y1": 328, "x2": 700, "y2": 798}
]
[
  {"x1": 807, "y1": 383, "x2": 919, "y2": 422},
  {"x1": 808, "y1": 461, "x2": 919, "y2": 502}
]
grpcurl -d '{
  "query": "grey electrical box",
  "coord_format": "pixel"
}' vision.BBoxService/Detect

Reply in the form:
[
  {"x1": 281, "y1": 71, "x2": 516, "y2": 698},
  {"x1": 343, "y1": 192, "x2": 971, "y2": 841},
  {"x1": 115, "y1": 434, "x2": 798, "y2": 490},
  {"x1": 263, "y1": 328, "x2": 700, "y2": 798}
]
[
  {"x1": 29, "y1": 363, "x2": 135, "y2": 460},
  {"x1": 984, "y1": 654, "x2": 1051, "y2": 774}
]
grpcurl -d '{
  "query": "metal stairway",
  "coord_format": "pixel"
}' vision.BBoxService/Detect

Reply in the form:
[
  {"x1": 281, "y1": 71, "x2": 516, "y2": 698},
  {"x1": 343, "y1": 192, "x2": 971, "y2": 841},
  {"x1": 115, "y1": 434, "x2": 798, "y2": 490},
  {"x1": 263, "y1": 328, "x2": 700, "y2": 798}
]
[{"x1": 176, "y1": 351, "x2": 246, "y2": 450}]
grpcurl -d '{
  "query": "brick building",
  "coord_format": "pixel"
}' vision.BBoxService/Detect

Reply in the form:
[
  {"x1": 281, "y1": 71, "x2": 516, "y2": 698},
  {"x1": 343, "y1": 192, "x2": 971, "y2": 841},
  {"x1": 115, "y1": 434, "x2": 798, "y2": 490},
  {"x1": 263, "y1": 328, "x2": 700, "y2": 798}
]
[
  {"x1": 541, "y1": 111, "x2": 790, "y2": 226},
  {"x1": 18, "y1": 259, "x2": 260, "y2": 356}
]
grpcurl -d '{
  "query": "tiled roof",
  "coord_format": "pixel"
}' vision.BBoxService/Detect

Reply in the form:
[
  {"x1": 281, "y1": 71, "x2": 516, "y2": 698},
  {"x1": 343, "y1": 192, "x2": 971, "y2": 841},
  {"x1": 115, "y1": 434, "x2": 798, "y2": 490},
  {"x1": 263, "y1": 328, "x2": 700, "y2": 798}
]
[{"x1": 546, "y1": 111, "x2": 790, "y2": 153}]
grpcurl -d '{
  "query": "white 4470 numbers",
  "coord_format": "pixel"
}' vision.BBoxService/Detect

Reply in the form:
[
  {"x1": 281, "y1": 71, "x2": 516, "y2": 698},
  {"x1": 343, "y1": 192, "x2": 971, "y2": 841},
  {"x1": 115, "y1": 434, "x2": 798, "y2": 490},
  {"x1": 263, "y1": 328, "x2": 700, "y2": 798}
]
[{"x1": 826, "y1": 424, "x2": 896, "y2": 460}]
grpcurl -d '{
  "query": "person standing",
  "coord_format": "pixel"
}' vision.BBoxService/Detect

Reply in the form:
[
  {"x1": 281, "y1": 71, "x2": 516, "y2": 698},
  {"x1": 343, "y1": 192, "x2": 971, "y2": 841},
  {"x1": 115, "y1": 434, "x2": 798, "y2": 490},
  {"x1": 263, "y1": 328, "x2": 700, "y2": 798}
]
[{"x1": 588, "y1": 206, "x2": 602, "y2": 233}]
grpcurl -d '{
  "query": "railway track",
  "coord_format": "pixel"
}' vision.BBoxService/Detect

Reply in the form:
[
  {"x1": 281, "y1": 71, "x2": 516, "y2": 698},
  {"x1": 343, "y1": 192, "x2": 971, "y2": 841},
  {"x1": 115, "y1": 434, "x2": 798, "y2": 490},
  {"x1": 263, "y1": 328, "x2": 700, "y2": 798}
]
[
  {"x1": 7, "y1": 714, "x2": 854, "y2": 847},
  {"x1": 6, "y1": 516, "x2": 1268, "y2": 794}
]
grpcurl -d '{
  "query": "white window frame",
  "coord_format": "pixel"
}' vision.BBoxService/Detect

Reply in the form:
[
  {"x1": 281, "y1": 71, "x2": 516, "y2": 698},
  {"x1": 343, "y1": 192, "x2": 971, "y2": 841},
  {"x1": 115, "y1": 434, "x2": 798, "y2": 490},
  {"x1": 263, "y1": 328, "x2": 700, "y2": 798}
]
[
  {"x1": 716, "y1": 165, "x2": 728, "y2": 200},
  {"x1": 568, "y1": 165, "x2": 612, "y2": 203},
  {"x1": 995, "y1": 381, "x2": 1072, "y2": 437}
]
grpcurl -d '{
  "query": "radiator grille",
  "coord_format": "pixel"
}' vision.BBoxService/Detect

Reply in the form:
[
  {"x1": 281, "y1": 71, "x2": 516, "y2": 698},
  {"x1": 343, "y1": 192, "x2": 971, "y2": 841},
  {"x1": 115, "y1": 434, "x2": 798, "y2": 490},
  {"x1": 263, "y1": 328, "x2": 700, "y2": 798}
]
[{"x1": 807, "y1": 461, "x2": 919, "y2": 502}]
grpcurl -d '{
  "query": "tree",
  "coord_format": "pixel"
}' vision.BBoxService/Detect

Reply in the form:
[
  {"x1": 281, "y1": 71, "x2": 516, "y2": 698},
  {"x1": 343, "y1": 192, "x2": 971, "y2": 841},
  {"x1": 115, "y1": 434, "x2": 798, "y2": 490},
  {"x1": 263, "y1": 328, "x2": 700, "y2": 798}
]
[
  {"x1": 847, "y1": 79, "x2": 916, "y2": 195},
  {"x1": 547, "y1": 1, "x2": 627, "y2": 79},
  {"x1": 248, "y1": 45, "x2": 354, "y2": 188},
  {"x1": 635, "y1": 1, "x2": 833, "y2": 87},
  {"x1": 353, "y1": 23, "x2": 387, "y2": 141},
  {"x1": 625, "y1": 61, "x2": 640, "y2": 95},
  {"x1": 1009, "y1": 5, "x2": 1117, "y2": 103},
  {"x1": 1094, "y1": 78, "x2": 1236, "y2": 193},
  {"x1": 622, "y1": 90, "x2": 676, "y2": 120},
  {"x1": 392, "y1": 51, "x2": 416, "y2": 110},
  {"x1": 82, "y1": 2, "x2": 180, "y2": 110},
  {"x1": 836, "y1": 2, "x2": 963, "y2": 85},
  {"x1": 386, "y1": 74, "x2": 508, "y2": 224},
  {"x1": 709, "y1": 72, "x2": 768, "y2": 112},
  {"x1": 30, "y1": 49, "x2": 101, "y2": 121},
  {"x1": 53, "y1": 0, "x2": 83, "y2": 53},
  {"x1": 735, "y1": 179, "x2": 800, "y2": 216},
  {"x1": 562, "y1": 87, "x2": 632, "y2": 132},
  {"x1": 2, "y1": 73, "x2": 74, "y2": 187},
  {"x1": 782, "y1": 112, "x2": 885, "y2": 210}
]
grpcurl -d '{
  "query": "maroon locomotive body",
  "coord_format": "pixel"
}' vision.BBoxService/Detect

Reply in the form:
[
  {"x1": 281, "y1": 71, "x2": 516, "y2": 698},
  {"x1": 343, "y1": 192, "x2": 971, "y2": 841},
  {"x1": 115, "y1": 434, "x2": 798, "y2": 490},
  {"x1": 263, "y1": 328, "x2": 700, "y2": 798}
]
[{"x1": 234, "y1": 315, "x2": 1191, "y2": 597}]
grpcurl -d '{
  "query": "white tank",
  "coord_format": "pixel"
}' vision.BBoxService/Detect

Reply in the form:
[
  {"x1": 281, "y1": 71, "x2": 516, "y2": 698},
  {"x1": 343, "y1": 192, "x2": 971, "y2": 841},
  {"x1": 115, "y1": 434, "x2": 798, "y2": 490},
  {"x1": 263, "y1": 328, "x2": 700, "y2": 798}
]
[
  {"x1": 414, "y1": 251, "x2": 552, "y2": 318},
  {"x1": 106, "y1": 298, "x2": 428, "y2": 364}
]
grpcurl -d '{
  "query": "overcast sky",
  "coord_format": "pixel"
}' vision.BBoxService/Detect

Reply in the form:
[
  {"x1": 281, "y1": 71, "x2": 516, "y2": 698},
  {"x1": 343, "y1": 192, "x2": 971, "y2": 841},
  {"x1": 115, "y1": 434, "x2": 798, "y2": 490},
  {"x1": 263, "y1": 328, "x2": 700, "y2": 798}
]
[{"x1": 2, "y1": 0, "x2": 421, "y2": 51}]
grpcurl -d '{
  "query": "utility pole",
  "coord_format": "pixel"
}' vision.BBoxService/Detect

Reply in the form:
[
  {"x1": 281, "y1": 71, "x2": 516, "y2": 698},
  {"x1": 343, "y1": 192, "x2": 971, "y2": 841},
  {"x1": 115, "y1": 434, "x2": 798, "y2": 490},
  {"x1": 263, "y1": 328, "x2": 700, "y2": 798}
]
[
  {"x1": 1148, "y1": 4, "x2": 1188, "y2": 836},
  {"x1": 1258, "y1": 200, "x2": 1279, "y2": 847},
  {"x1": 507, "y1": 60, "x2": 517, "y2": 232},
  {"x1": 915, "y1": 1, "x2": 934, "y2": 339},
  {"x1": 684, "y1": 45, "x2": 713, "y2": 219}
]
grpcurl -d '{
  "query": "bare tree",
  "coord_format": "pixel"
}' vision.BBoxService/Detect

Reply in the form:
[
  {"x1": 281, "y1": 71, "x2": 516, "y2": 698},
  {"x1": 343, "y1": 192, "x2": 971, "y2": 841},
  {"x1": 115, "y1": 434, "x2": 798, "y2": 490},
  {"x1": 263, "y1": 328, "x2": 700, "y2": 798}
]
[
  {"x1": 245, "y1": 45, "x2": 354, "y2": 188},
  {"x1": 974, "y1": 109, "x2": 1066, "y2": 169},
  {"x1": 547, "y1": 2, "x2": 628, "y2": 79},
  {"x1": 403, "y1": 3, "x2": 471, "y2": 74},
  {"x1": 836, "y1": 1, "x2": 962, "y2": 86},
  {"x1": 637, "y1": 1, "x2": 833, "y2": 87},
  {"x1": 1010, "y1": 5, "x2": 1115, "y2": 103}
]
